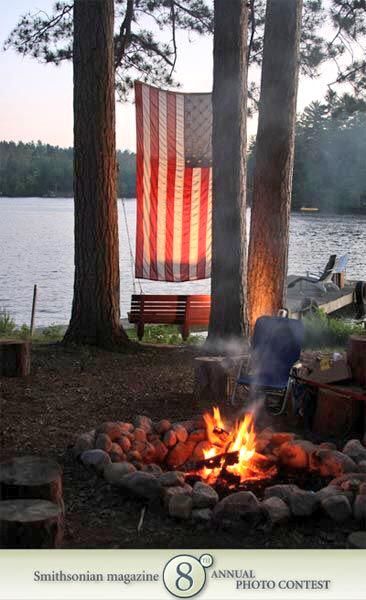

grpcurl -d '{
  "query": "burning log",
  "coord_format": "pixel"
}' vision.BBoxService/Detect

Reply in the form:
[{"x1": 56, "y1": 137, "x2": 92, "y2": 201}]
[{"x1": 184, "y1": 450, "x2": 239, "y2": 472}]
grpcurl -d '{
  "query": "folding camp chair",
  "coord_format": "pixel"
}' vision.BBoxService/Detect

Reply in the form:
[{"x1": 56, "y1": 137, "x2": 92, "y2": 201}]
[{"x1": 231, "y1": 315, "x2": 305, "y2": 415}]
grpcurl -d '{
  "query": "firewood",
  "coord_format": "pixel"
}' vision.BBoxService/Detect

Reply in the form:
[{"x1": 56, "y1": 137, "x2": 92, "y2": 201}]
[
  {"x1": 0, "y1": 499, "x2": 63, "y2": 548},
  {"x1": 0, "y1": 339, "x2": 31, "y2": 377},
  {"x1": 0, "y1": 456, "x2": 63, "y2": 511}
]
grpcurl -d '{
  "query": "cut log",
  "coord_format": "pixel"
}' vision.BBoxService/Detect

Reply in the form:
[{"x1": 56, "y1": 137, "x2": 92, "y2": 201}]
[
  {"x1": 0, "y1": 499, "x2": 63, "y2": 548},
  {"x1": 0, "y1": 339, "x2": 31, "y2": 376},
  {"x1": 193, "y1": 355, "x2": 247, "y2": 405},
  {"x1": 347, "y1": 335, "x2": 366, "y2": 386},
  {"x1": 0, "y1": 456, "x2": 63, "y2": 511}
]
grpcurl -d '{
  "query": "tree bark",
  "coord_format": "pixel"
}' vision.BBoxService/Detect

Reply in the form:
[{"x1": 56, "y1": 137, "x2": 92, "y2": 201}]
[
  {"x1": 64, "y1": 0, "x2": 129, "y2": 348},
  {"x1": 247, "y1": 0, "x2": 303, "y2": 331},
  {"x1": 207, "y1": 0, "x2": 249, "y2": 345}
]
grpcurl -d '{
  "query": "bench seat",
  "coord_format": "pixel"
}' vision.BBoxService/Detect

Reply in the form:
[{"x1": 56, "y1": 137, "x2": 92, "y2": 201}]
[{"x1": 128, "y1": 294, "x2": 211, "y2": 340}]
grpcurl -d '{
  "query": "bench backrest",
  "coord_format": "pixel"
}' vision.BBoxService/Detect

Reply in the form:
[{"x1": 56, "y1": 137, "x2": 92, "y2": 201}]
[{"x1": 129, "y1": 294, "x2": 211, "y2": 325}]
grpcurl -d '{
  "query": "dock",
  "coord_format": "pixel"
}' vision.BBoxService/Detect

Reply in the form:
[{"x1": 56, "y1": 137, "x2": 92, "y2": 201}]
[{"x1": 287, "y1": 277, "x2": 357, "y2": 318}]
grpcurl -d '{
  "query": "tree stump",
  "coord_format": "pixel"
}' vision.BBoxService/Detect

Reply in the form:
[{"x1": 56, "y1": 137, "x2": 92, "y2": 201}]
[
  {"x1": 0, "y1": 499, "x2": 63, "y2": 548},
  {"x1": 347, "y1": 335, "x2": 366, "y2": 386},
  {"x1": 0, "y1": 456, "x2": 63, "y2": 512},
  {"x1": 0, "y1": 339, "x2": 31, "y2": 376},
  {"x1": 193, "y1": 355, "x2": 247, "y2": 405}
]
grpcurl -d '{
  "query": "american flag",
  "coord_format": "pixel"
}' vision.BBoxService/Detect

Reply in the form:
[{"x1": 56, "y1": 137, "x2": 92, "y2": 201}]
[{"x1": 135, "y1": 81, "x2": 212, "y2": 282}]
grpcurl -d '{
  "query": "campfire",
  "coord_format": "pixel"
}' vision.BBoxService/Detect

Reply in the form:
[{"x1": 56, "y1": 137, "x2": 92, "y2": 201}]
[
  {"x1": 73, "y1": 409, "x2": 366, "y2": 528},
  {"x1": 192, "y1": 407, "x2": 277, "y2": 486}
]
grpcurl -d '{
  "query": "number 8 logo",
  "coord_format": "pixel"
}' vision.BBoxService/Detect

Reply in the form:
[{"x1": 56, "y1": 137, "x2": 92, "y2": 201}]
[{"x1": 163, "y1": 554, "x2": 212, "y2": 598}]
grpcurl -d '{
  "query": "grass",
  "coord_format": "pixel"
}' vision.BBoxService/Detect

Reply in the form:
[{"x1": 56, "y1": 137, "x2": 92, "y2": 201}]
[
  {"x1": 0, "y1": 309, "x2": 204, "y2": 346},
  {"x1": 0, "y1": 308, "x2": 64, "y2": 342},
  {"x1": 1, "y1": 306, "x2": 363, "y2": 349},
  {"x1": 303, "y1": 308, "x2": 365, "y2": 349},
  {"x1": 127, "y1": 324, "x2": 205, "y2": 345}
]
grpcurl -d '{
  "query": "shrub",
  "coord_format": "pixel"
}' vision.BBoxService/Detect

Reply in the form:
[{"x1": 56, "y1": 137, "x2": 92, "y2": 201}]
[
  {"x1": 303, "y1": 309, "x2": 364, "y2": 349},
  {"x1": 0, "y1": 309, "x2": 17, "y2": 336}
]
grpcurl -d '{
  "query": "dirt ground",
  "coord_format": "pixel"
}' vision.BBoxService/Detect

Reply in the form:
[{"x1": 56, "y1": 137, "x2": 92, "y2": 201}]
[{"x1": 0, "y1": 343, "x2": 359, "y2": 549}]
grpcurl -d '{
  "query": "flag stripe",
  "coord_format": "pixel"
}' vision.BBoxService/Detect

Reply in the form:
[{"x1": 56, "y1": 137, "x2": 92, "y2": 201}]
[
  {"x1": 172, "y1": 93, "x2": 185, "y2": 282},
  {"x1": 135, "y1": 83, "x2": 144, "y2": 278},
  {"x1": 181, "y1": 168, "x2": 193, "y2": 281},
  {"x1": 165, "y1": 92, "x2": 176, "y2": 281},
  {"x1": 142, "y1": 84, "x2": 151, "y2": 278},
  {"x1": 197, "y1": 166, "x2": 210, "y2": 279},
  {"x1": 149, "y1": 86, "x2": 159, "y2": 280}
]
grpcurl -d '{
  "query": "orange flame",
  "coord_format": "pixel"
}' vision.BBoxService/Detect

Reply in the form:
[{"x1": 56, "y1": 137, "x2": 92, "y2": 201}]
[{"x1": 198, "y1": 407, "x2": 275, "y2": 485}]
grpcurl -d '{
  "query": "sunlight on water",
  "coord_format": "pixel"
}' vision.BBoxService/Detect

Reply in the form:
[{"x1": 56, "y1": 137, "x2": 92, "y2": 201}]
[{"x1": 0, "y1": 197, "x2": 365, "y2": 326}]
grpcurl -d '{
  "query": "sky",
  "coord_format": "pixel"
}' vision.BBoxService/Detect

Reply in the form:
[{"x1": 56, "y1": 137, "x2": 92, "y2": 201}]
[{"x1": 0, "y1": 0, "x2": 341, "y2": 151}]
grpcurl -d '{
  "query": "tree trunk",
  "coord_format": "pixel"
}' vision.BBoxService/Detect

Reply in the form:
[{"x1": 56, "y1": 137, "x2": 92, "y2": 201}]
[
  {"x1": 247, "y1": 0, "x2": 303, "y2": 332},
  {"x1": 64, "y1": 0, "x2": 129, "y2": 348},
  {"x1": 207, "y1": 0, "x2": 249, "y2": 345}
]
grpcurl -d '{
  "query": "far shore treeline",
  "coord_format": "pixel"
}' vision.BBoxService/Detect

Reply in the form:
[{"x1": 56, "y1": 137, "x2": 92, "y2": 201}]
[{"x1": 1, "y1": 100, "x2": 366, "y2": 212}]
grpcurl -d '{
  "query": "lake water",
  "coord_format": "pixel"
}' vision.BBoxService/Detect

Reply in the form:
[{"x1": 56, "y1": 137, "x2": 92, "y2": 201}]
[{"x1": 0, "y1": 197, "x2": 365, "y2": 327}]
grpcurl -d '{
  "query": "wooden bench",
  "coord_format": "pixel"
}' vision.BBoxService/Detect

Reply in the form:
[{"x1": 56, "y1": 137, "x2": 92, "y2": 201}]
[{"x1": 128, "y1": 294, "x2": 211, "y2": 340}]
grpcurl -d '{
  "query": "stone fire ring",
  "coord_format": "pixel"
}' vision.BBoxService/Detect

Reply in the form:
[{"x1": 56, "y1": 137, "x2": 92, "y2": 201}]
[{"x1": 73, "y1": 415, "x2": 366, "y2": 528}]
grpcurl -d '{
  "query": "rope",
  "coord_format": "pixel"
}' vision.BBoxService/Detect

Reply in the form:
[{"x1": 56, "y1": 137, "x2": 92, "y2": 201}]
[{"x1": 121, "y1": 197, "x2": 143, "y2": 294}]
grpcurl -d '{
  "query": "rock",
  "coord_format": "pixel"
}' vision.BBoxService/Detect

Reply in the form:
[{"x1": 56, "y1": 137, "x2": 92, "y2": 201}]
[
  {"x1": 147, "y1": 433, "x2": 159, "y2": 443},
  {"x1": 166, "y1": 441, "x2": 196, "y2": 468},
  {"x1": 271, "y1": 433, "x2": 295, "y2": 446},
  {"x1": 330, "y1": 473, "x2": 366, "y2": 488},
  {"x1": 141, "y1": 463, "x2": 163, "y2": 476},
  {"x1": 163, "y1": 430, "x2": 177, "y2": 448},
  {"x1": 213, "y1": 491, "x2": 262, "y2": 527},
  {"x1": 118, "y1": 471, "x2": 162, "y2": 500},
  {"x1": 262, "y1": 497, "x2": 290, "y2": 524},
  {"x1": 360, "y1": 483, "x2": 366, "y2": 495},
  {"x1": 151, "y1": 439, "x2": 168, "y2": 463},
  {"x1": 133, "y1": 415, "x2": 153, "y2": 433},
  {"x1": 255, "y1": 439, "x2": 270, "y2": 453},
  {"x1": 192, "y1": 482, "x2": 219, "y2": 509},
  {"x1": 110, "y1": 443, "x2": 125, "y2": 463},
  {"x1": 288, "y1": 490, "x2": 318, "y2": 517},
  {"x1": 159, "y1": 471, "x2": 185, "y2": 487},
  {"x1": 117, "y1": 435, "x2": 131, "y2": 453},
  {"x1": 358, "y1": 461, "x2": 366, "y2": 473},
  {"x1": 319, "y1": 442, "x2": 337, "y2": 451},
  {"x1": 347, "y1": 531, "x2": 366, "y2": 549},
  {"x1": 321, "y1": 495, "x2": 352, "y2": 523},
  {"x1": 264, "y1": 484, "x2": 301, "y2": 503},
  {"x1": 188, "y1": 429, "x2": 206, "y2": 444},
  {"x1": 143, "y1": 442, "x2": 157, "y2": 464},
  {"x1": 310, "y1": 449, "x2": 356, "y2": 477},
  {"x1": 316, "y1": 486, "x2": 352, "y2": 504},
  {"x1": 168, "y1": 494, "x2": 192, "y2": 520},
  {"x1": 118, "y1": 422, "x2": 134, "y2": 433},
  {"x1": 161, "y1": 485, "x2": 192, "y2": 509},
  {"x1": 95, "y1": 433, "x2": 113, "y2": 452},
  {"x1": 103, "y1": 462, "x2": 136, "y2": 484},
  {"x1": 73, "y1": 433, "x2": 94, "y2": 457},
  {"x1": 134, "y1": 428, "x2": 147, "y2": 443},
  {"x1": 257, "y1": 427, "x2": 273, "y2": 441},
  {"x1": 278, "y1": 441, "x2": 316, "y2": 470},
  {"x1": 353, "y1": 495, "x2": 366, "y2": 521},
  {"x1": 172, "y1": 424, "x2": 188, "y2": 443},
  {"x1": 192, "y1": 508, "x2": 213, "y2": 524},
  {"x1": 96, "y1": 422, "x2": 123, "y2": 441},
  {"x1": 81, "y1": 449, "x2": 111, "y2": 471},
  {"x1": 155, "y1": 419, "x2": 171, "y2": 434},
  {"x1": 343, "y1": 439, "x2": 366, "y2": 464},
  {"x1": 127, "y1": 450, "x2": 142, "y2": 463},
  {"x1": 191, "y1": 441, "x2": 212, "y2": 462},
  {"x1": 178, "y1": 419, "x2": 196, "y2": 433}
]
